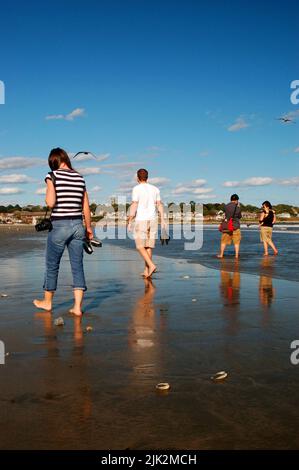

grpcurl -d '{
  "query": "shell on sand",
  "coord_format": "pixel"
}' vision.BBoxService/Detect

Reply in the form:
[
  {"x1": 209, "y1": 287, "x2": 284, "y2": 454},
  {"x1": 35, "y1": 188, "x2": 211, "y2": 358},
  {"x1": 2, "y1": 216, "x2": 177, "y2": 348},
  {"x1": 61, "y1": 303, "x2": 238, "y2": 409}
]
[
  {"x1": 211, "y1": 371, "x2": 228, "y2": 381},
  {"x1": 54, "y1": 317, "x2": 65, "y2": 327}
]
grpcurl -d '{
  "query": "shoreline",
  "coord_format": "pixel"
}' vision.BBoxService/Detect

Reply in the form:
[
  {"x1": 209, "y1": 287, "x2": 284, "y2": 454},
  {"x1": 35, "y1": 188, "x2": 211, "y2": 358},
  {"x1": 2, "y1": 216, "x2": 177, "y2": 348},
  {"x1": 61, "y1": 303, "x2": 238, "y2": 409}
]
[{"x1": 1, "y1": 219, "x2": 299, "y2": 230}]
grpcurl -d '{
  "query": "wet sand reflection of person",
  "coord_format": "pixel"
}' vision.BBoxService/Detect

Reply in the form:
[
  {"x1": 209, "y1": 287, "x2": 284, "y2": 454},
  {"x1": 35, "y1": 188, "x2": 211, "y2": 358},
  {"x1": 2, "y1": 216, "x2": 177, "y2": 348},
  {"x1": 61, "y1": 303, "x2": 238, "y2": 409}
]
[
  {"x1": 128, "y1": 278, "x2": 162, "y2": 385},
  {"x1": 259, "y1": 257, "x2": 276, "y2": 326},
  {"x1": 34, "y1": 312, "x2": 93, "y2": 439},
  {"x1": 219, "y1": 262, "x2": 241, "y2": 335}
]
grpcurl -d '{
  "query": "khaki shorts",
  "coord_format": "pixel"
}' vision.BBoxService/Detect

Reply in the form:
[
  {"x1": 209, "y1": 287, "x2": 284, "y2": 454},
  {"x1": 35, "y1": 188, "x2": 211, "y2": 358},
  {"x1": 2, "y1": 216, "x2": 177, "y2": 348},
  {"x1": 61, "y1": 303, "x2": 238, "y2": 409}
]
[
  {"x1": 221, "y1": 229, "x2": 241, "y2": 246},
  {"x1": 134, "y1": 219, "x2": 158, "y2": 249},
  {"x1": 260, "y1": 226, "x2": 273, "y2": 243}
]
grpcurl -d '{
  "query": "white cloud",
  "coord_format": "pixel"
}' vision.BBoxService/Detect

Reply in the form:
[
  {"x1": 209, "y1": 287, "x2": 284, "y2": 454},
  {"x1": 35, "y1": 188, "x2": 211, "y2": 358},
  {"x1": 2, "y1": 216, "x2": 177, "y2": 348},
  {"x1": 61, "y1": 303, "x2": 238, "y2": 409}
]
[
  {"x1": 79, "y1": 167, "x2": 102, "y2": 176},
  {"x1": 294, "y1": 147, "x2": 299, "y2": 153},
  {"x1": 195, "y1": 193, "x2": 217, "y2": 200},
  {"x1": 36, "y1": 187, "x2": 46, "y2": 195},
  {"x1": 223, "y1": 181, "x2": 240, "y2": 188},
  {"x1": 172, "y1": 179, "x2": 213, "y2": 196},
  {"x1": 173, "y1": 186, "x2": 213, "y2": 195},
  {"x1": 223, "y1": 177, "x2": 273, "y2": 187},
  {"x1": 199, "y1": 150, "x2": 210, "y2": 157},
  {"x1": 0, "y1": 157, "x2": 44, "y2": 171},
  {"x1": 102, "y1": 162, "x2": 142, "y2": 169},
  {"x1": 279, "y1": 177, "x2": 299, "y2": 186},
  {"x1": 0, "y1": 187, "x2": 23, "y2": 194},
  {"x1": 114, "y1": 181, "x2": 137, "y2": 195},
  {"x1": 227, "y1": 117, "x2": 250, "y2": 132},
  {"x1": 45, "y1": 108, "x2": 85, "y2": 121},
  {"x1": 149, "y1": 177, "x2": 170, "y2": 186},
  {"x1": 0, "y1": 174, "x2": 35, "y2": 184},
  {"x1": 284, "y1": 109, "x2": 299, "y2": 120},
  {"x1": 90, "y1": 185, "x2": 102, "y2": 192},
  {"x1": 193, "y1": 179, "x2": 207, "y2": 186},
  {"x1": 146, "y1": 146, "x2": 165, "y2": 152}
]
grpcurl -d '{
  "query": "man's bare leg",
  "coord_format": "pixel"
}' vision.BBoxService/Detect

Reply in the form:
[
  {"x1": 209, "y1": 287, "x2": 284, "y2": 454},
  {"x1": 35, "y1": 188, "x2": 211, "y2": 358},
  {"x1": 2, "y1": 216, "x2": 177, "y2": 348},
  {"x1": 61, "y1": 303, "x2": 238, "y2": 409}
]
[
  {"x1": 217, "y1": 243, "x2": 226, "y2": 258},
  {"x1": 234, "y1": 243, "x2": 240, "y2": 259},
  {"x1": 69, "y1": 289, "x2": 84, "y2": 316},
  {"x1": 141, "y1": 248, "x2": 152, "y2": 277},
  {"x1": 33, "y1": 290, "x2": 54, "y2": 311},
  {"x1": 137, "y1": 247, "x2": 156, "y2": 277},
  {"x1": 145, "y1": 247, "x2": 157, "y2": 277}
]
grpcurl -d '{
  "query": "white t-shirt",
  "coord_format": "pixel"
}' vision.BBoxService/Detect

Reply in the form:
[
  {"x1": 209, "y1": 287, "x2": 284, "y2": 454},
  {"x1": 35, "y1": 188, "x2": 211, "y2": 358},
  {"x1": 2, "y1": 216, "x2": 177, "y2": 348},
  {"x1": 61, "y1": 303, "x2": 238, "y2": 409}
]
[{"x1": 132, "y1": 183, "x2": 161, "y2": 221}]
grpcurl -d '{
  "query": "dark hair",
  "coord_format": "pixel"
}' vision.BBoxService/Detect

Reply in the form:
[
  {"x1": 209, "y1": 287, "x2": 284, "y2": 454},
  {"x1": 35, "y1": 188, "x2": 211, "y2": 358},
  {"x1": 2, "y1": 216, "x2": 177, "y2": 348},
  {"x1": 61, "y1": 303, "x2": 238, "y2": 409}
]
[
  {"x1": 230, "y1": 193, "x2": 239, "y2": 201},
  {"x1": 137, "y1": 168, "x2": 148, "y2": 181},
  {"x1": 262, "y1": 200, "x2": 272, "y2": 209},
  {"x1": 48, "y1": 148, "x2": 73, "y2": 171}
]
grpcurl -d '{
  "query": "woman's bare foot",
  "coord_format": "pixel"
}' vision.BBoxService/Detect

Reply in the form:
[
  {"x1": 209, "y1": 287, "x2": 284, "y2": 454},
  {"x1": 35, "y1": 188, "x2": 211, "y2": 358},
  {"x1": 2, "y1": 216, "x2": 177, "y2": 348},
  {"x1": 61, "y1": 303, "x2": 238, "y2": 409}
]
[
  {"x1": 141, "y1": 268, "x2": 149, "y2": 277},
  {"x1": 146, "y1": 264, "x2": 157, "y2": 278},
  {"x1": 274, "y1": 250, "x2": 278, "y2": 255},
  {"x1": 69, "y1": 308, "x2": 83, "y2": 317},
  {"x1": 217, "y1": 254, "x2": 224, "y2": 258},
  {"x1": 263, "y1": 253, "x2": 269, "y2": 256},
  {"x1": 33, "y1": 299, "x2": 52, "y2": 311}
]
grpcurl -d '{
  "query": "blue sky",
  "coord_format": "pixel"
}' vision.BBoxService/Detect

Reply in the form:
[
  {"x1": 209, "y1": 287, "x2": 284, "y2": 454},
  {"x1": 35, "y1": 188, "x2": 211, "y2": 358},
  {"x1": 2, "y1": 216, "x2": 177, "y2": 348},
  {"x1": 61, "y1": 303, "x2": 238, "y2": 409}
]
[{"x1": 0, "y1": 0, "x2": 298, "y2": 206}]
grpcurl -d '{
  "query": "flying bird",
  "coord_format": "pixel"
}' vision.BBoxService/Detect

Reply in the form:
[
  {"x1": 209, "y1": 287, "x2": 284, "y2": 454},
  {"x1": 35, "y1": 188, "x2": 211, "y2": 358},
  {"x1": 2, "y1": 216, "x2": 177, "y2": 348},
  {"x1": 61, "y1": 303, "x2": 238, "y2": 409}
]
[
  {"x1": 73, "y1": 151, "x2": 98, "y2": 159},
  {"x1": 276, "y1": 116, "x2": 296, "y2": 124}
]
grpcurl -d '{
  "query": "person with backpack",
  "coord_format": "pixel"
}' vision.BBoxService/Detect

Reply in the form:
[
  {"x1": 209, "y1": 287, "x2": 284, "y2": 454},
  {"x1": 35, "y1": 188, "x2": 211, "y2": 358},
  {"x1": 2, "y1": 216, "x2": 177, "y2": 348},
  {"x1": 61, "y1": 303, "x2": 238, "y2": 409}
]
[{"x1": 218, "y1": 194, "x2": 242, "y2": 259}]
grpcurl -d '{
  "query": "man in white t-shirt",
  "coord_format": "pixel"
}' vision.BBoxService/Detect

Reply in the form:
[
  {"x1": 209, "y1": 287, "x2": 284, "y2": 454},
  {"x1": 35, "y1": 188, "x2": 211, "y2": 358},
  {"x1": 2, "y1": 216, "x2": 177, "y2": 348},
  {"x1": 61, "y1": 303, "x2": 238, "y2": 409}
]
[{"x1": 128, "y1": 168, "x2": 165, "y2": 278}]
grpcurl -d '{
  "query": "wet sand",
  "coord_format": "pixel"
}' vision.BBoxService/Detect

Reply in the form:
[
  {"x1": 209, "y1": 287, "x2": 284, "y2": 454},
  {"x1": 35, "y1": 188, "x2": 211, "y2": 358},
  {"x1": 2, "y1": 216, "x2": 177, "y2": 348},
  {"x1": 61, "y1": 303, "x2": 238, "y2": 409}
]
[
  {"x1": 0, "y1": 225, "x2": 46, "y2": 257},
  {"x1": 1, "y1": 228, "x2": 299, "y2": 449}
]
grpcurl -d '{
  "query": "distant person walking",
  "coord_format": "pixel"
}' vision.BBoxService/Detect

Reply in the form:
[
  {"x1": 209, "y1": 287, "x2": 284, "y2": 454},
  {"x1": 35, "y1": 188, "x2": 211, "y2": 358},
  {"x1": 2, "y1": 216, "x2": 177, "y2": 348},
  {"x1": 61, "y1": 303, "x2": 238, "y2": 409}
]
[
  {"x1": 259, "y1": 201, "x2": 278, "y2": 256},
  {"x1": 218, "y1": 194, "x2": 242, "y2": 259},
  {"x1": 33, "y1": 148, "x2": 93, "y2": 316},
  {"x1": 128, "y1": 168, "x2": 165, "y2": 278}
]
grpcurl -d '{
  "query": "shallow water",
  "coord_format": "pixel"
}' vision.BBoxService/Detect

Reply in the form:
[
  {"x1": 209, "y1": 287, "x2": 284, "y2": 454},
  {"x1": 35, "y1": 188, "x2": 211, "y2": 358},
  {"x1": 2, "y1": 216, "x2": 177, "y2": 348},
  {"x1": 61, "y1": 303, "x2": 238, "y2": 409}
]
[
  {"x1": 102, "y1": 225, "x2": 299, "y2": 283},
  {"x1": 1, "y1": 229, "x2": 299, "y2": 449}
]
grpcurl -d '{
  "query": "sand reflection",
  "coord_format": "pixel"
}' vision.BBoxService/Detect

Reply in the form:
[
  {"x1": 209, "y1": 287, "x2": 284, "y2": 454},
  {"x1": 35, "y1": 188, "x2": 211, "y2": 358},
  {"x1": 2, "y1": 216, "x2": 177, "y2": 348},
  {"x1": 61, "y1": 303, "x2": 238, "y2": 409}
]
[
  {"x1": 219, "y1": 261, "x2": 241, "y2": 335},
  {"x1": 128, "y1": 279, "x2": 162, "y2": 386}
]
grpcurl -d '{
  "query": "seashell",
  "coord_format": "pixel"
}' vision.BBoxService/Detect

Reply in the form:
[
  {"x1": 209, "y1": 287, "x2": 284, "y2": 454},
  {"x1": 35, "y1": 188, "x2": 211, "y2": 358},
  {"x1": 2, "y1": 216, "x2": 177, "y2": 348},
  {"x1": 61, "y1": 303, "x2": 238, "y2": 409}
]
[
  {"x1": 156, "y1": 382, "x2": 170, "y2": 391},
  {"x1": 211, "y1": 371, "x2": 228, "y2": 382},
  {"x1": 54, "y1": 317, "x2": 65, "y2": 327}
]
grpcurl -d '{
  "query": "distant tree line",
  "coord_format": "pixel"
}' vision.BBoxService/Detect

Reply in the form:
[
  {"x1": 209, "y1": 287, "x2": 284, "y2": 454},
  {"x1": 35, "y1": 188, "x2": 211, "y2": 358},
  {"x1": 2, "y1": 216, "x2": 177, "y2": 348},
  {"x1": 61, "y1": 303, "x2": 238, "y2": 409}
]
[{"x1": 0, "y1": 202, "x2": 298, "y2": 216}]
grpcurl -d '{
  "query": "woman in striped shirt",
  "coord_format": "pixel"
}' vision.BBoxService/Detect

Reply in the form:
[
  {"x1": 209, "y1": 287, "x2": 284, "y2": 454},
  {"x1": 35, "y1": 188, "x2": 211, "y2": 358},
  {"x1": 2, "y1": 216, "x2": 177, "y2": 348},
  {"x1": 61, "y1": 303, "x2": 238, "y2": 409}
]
[{"x1": 33, "y1": 148, "x2": 93, "y2": 316}]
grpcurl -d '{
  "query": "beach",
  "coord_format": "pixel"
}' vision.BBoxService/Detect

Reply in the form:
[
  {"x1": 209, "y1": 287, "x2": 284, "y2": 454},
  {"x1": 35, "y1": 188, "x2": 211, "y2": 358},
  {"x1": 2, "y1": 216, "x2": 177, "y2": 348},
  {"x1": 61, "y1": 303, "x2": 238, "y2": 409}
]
[{"x1": 1, "y1": 226, "x2": 299, "y2": 449}]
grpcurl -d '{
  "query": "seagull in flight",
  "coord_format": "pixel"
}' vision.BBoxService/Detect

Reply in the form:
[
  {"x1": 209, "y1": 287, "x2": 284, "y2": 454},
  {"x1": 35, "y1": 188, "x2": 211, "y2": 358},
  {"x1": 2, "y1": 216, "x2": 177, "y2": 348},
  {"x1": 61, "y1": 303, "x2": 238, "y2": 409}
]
[
  {"x1": 276, "y1": 116, "x2": 296, "y2": 124},
  {"x1": 73, "y1": 151, "x2": 98, "y2": 159}
]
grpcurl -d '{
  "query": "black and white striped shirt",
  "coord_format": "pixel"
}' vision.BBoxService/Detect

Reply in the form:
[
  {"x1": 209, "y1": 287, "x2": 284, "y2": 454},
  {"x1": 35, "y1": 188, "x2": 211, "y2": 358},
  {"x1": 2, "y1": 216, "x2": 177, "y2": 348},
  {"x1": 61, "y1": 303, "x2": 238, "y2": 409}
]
[{"x1": 45, "y1": 169, "x2": 86, "y2": 220}]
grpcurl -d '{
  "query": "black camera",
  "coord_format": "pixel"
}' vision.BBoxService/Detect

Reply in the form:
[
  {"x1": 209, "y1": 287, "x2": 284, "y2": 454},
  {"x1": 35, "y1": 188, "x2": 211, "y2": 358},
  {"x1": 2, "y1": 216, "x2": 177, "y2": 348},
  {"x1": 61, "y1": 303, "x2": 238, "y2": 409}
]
[{"x1": 35, "y1": 218, "x2": 53, "y2": 232}]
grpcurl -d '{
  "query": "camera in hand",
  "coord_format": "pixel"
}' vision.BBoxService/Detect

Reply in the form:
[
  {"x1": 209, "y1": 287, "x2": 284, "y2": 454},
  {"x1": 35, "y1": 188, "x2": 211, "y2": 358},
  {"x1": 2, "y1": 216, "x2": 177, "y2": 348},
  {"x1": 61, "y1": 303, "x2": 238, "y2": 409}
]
[{"x1": 35, "y1": 218, "x2": 53, "y2": 232}]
